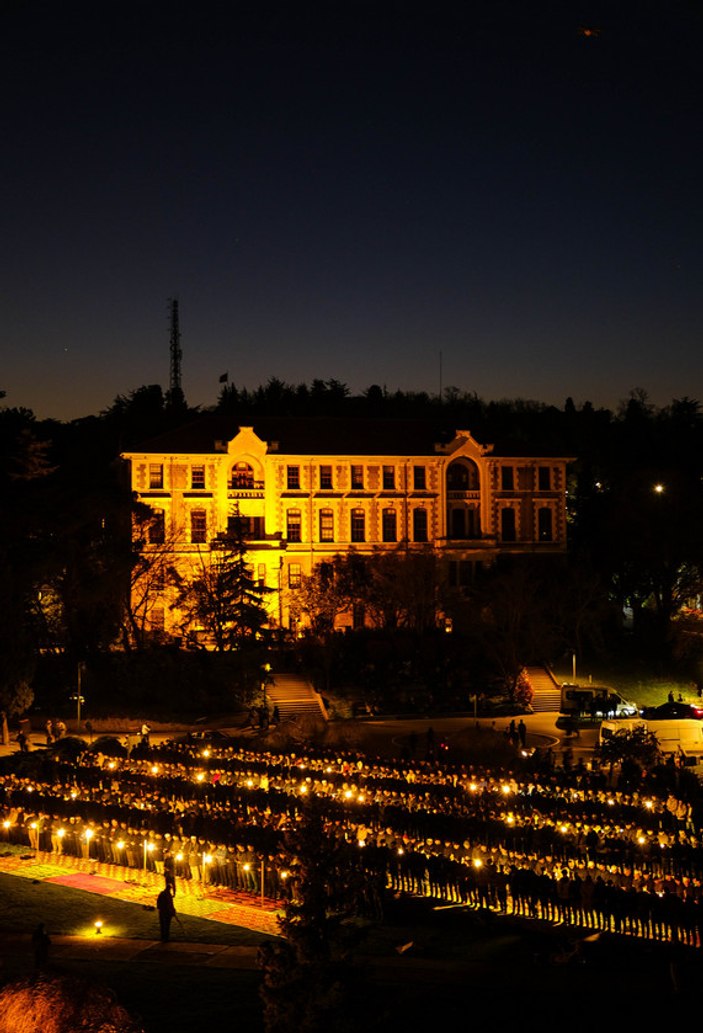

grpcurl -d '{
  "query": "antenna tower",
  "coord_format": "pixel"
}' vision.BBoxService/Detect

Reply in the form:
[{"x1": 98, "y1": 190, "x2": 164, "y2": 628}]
[{"x1": 166, "y1": 297, "x2": 185, "y2": 409}]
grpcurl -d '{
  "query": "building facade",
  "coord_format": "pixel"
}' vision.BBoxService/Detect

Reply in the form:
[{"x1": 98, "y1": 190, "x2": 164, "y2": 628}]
[{"x1": 122, "y1": 415, "x2": 572, "y2": 641}]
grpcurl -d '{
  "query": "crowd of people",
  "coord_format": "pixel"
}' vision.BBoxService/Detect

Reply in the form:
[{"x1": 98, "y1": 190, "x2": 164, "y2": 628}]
[{"x1": 3, "y1": 732, "x2": 703, "y2": 947}]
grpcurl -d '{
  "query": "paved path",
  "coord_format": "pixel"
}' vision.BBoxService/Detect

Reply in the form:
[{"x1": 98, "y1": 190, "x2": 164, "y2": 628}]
[
  {"x1": 0, "y1": 851, "x2": 282, "y2": 937},
  {"x1": 0, "y1": 929, "x2": 261, "y2": 969}
]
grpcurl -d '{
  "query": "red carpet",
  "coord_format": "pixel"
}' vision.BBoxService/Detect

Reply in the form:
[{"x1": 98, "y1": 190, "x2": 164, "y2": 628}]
[{"x1": 46, "y1": 872, "x2": 132, "y2": 895}]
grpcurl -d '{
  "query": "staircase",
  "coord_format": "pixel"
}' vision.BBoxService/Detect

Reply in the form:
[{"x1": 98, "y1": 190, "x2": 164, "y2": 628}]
[
  {"x1": 526, "y1": 665, "x2": 563, "y2": 713},
  {"x1": 266, "y1": 673, "x2": 328, "y2": 721}
]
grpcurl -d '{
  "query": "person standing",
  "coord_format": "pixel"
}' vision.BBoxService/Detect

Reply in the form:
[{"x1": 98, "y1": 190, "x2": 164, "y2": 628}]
[
  {"x1": 156, "y1": 887, "x2": 176, "y2": 942},
  {"x1": 32, "y1": 923, "x2": 51, "y2": 968},
  {"x1": 518, "y1": 719, "x2": 527, "y2": 749}
]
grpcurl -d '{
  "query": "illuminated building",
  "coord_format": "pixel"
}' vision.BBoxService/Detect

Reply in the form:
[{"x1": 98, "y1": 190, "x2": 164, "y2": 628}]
[{"x1": 122, "y1": 415, "x2": 571, "y2": 640}]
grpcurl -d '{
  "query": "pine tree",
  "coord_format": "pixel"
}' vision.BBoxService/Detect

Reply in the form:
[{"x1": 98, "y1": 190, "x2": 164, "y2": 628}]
[{"x1": 258, "y1": 801, "x2": 364, "y2": 1033}]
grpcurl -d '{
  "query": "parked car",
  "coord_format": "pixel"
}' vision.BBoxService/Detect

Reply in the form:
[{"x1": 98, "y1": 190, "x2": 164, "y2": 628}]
[{"x1": 639, "y1": 701, "x2": 703, "y2": 721}]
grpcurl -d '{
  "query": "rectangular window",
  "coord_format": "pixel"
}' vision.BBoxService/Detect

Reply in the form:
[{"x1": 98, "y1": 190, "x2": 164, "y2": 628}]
[
  {"x1": 538, "y1": 466, "x2": 551, "y2": 491},
  {"x1": 501, "y1": 507, "x2": 516, "y2": 541},
  {"x1": 287, "y1": 465, "x2": 300, "y2": 490},
  {"x1": 190, "y1": 509, "x2": 207, "y2": 544},
  {"x1": 382, "y1": 465, "x2": 395, "y2": 490},
  {"x1": 191, "y1": 465, "x2": 206, "y2": 490},
  {"x1": 501, "y1": 466, "x2": 514, "y2": 491},
  {"x1": 413, "y1": 508, "x2": 428, "y2": 542},
  {"x1": 148, "y1": 510, "x2": 165, "y2": 544},
  {"x1": 351, "y1": 464, "x2": 364, "y2": 490},
  {"x1": 149, "y1": 464, "x2": 164, "y2": 490},
  {"x1": 351, "y1": 508, "x2": 365, "y2": 542},
  {"x1": 287, "y1": 509, "x2": 302, "y2": 542},
  {"x1": 257, "y1": 563, "x2": 266, "y2": 589},
  {"x1": 538, "y1": 507, "x2": 553, "y2": 541},
  {"x1": 319, "y1": 465, "x2": 333, "y2": 489},
  {"x1": 382, "y1": 508, "x2": 397, "y2": 542},
  {"x1": 150, "y1": 606, "x2": 165, "y2": 631},
  {"x1": 319, "y1": 509, "x2": 334, "y2": 542},
  {"x1": 288, "y1": 563, "x2": 302, "y2": 589},
  {"x1": 413, "y1": 465, "x2": 426, "y2": 490}
]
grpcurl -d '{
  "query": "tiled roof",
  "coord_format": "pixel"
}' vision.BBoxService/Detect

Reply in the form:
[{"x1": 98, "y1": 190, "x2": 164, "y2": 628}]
[{"x1": 124, "y1": 413, "x2": 569, "y2": 459}]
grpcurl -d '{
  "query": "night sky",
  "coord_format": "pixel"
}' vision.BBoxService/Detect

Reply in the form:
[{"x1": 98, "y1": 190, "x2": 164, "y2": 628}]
[{"x1": 3, "y1": 1, "x2": 702, "y2": 422}]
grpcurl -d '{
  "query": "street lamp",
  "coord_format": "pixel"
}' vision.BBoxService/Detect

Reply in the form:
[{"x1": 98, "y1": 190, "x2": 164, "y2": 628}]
[{"x1": 143, "y1": 839, "x2": 154, "y2": 883}]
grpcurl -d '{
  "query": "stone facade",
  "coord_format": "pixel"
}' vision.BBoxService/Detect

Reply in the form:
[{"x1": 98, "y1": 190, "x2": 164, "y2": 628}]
[{"x1": 122, "y1": 415, "x2": 571, "y2": 639}]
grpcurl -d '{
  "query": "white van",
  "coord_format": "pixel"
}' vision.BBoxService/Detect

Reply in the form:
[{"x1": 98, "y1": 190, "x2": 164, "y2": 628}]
[
  {"x1": 561, "y1": 684, "x2": 638, "y2": 718},
  {"x1": 598, "y1": 718, "x2": 703, "y2": 755}
]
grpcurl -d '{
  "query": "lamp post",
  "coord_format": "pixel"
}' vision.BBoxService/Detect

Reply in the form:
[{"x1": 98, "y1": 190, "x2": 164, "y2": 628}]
[{"x1": 143, "y1": 839, "x2": 154, "y2": 884}]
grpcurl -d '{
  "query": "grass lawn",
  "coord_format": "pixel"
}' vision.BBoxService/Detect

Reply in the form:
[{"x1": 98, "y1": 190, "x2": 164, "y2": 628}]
[
  {"x1": 0, "y1": 873, "x2": 272, "y2": 1033},
  {"x1": 2, "y1": 873, "x2": 703, "y2": 1032},
  {"x1": 550, "y1": 663, "x2": 695, "y2": 710}
]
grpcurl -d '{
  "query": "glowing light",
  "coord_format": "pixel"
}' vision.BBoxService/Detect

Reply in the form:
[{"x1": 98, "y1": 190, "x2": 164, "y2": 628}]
[
  {"x1": 203, "y1": 853, "x2": 212, "y2": 865},
  {"x1": 473, "y1": 858, "x2": 483, "y2": 869},
  {"x1": 175, "y1": 852, "x2": 183, "y2": 862},
  {"x1": 637, "y1": 836, "x2": 646, "y2": 845},
  {"x1": 653, "y1": 483, "x2": 665, "y2": 494},
  {"x1": 108, "y1": 761, "x2": 116, "y2": 770},
  {"x1": 246, "y1": 779, "x2": 254, "y2": 788},
  {"x1": 116, "y1": 840, "x2": 125, "y2": 850},
  {"x1": 505, "y1": 814, "x2": 515, "y2": 825},
  {"x1": 560, "y1": 825, "x2": 568, "y2": 834},
  {"x1": 280, "y1": 870, "x2": 289, "y2": 880},
  {"x1": 94, "y1": 920, "x2": 103, "y2": 935},
  {"x1": 196, "y1": 773, "x2": 205, "y2": 782},
  {"x1": 150, "y1": 765, "x2": 159, "y2": 775},
  {"x1": 645, "y1": 800, "x2": 654, "y2": 810},
  {"x1": 57, "y1": 828, "x2": 65, "y2": 839},
  {"x1": 84, "y1": 828, "x2": 94, "y2": 841},
  {"x1": 344, "y1": 789, "x2": 353, "y2": 799},
  {"x1": 2, "y1": 821, "x2": 10, "y2": 830},
  {"x1": 202, "y1": 749, "x2": 211, "y2": 759},
  {"x1": 299, "y1": 784, "x2": 308, "y2": 794},
  {"x1": 501, "y1": 784, "x2": 511, "y2": 795}
]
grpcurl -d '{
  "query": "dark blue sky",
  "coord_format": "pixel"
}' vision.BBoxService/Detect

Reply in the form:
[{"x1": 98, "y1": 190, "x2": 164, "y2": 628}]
[{"x1": 3, "y1": 1, "x2": 702, "y2": 421}]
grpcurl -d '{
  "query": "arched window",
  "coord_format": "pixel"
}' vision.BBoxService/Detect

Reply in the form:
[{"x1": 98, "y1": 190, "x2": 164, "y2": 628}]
[
  {"x1": 351, "y1": 508, "x2": 365, "y2": 542},
  {"x1": 319, "y1": 509, "x2": 334, "y2": 542},
  {"x1": 538, "y1": 507, "x2": 553, "y2": 541},
  {"x1": 382, "y1": 509, "x2": 397, "y2": 542},
  {"x1": 230, "y1": 462, "x2": 254, "y2": 489},
  {"x1": 501, "y1": 507, "x2": 516, "y2": 542},
  {"x1": 286, "y1": 509, "x2": 302, "y2": 542},
  {"x1": 447, "y1": 460, "x2": 479, "y2": 491},
  {"x1": 413, "y1": 508, "x2": 428, "y2": 542}
]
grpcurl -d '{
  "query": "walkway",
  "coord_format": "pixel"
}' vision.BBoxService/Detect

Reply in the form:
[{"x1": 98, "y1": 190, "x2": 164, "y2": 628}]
[{"x1": 0, "y1": 850, "x2": 281, "y2": 938}]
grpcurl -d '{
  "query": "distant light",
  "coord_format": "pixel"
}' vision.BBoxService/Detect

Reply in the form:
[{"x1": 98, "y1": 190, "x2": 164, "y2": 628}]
[
  {"x1": 653, "y1": 483, "x2": 665, "y2": 494},
  {"x1": 94, "y1": 920, "x2": 103, "y2": 935}
]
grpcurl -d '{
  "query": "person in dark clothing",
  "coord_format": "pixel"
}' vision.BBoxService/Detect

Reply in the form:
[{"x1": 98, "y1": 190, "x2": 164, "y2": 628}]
[
  {"x1": 156, "y1": 887, "x2": 176, "y2": 941},
  {"x1": 32, "y1": 923, "x2": 51, "y2": 968}
]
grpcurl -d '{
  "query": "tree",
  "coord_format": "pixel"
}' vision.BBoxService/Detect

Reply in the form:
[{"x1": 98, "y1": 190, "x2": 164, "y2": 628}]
[
  {"x1": 170, "y1": 508, "x2": 273, "y2": 652},
  {"x1": 597, "y1": 725, "x2": 661, "y2": 776},
  {"x1": 258, "y1": 801, "x2": 362, "y2": 1033}
]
